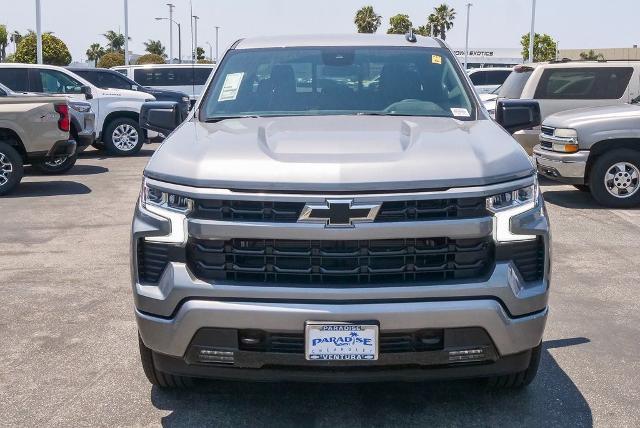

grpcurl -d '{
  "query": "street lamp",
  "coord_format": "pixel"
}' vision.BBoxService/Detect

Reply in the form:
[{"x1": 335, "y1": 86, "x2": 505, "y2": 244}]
[
  {"x1": 155, "y1": 17, "x2": 181, "y2": 63},
  {"x1": 35, "y1": 0, "x2": 42, "y2": 64},
  {"x1": 124, "y1": 0, "x2": 129, "y2": 65},
  {"x1": 167, "y1": 3, "x2": 175, "y2": 62},
  {"x1": 215, "y1": 26, "x2": 220, "y2": 63},
  {"x1": 463, "y1": 3, "x2": 472, "y2": 70},
  {"x1": 529, "y1": 0, "x2": 537, "y2": 63},
  {"x1": 192, "y1": 15, "x2": 200, "y2": 61}
]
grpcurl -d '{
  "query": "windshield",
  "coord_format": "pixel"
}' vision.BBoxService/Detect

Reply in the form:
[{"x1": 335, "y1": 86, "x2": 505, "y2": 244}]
[
  {"x1": 201, "y1": 47, "x2": 475, "y2": 120},
  {"x1": 498, "y1": 67, "x2": 533, "y2": 99}
]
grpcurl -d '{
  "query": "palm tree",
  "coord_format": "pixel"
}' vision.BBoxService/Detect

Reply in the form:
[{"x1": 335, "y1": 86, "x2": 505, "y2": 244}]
[
  {"x1": 143, "y1": 39, "x2": 167, "y2": 58},
  {"x1": 86, "y1": 43, "x2": 106, "y2": 67},
  {"x1": 354, "y1": 6, "x2": 382, "y2": 33},
  {"x1": 428, "y1": 4, "x2": 456, "y2": 40},
  {"x1": 103, "y1": 30, "x2": 127, "y2": 53}
]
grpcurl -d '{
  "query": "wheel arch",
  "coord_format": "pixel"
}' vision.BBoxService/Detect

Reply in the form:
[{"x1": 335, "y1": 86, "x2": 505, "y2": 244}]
[
  {"x1": 0, "y1": 127, "x2": 27, "y2": 159},
  {"x1": 102, "y1": 110, "x2": 140, "y2": 138},
  {"x1": 586, "y1": 138, "x2": 640, "y2": 180}
]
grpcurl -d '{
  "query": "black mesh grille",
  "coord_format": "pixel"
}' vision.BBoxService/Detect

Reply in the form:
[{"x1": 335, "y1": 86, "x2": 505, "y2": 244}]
[
  {"x1": 187, "y1": 237, "x2": 494, "y2": 286},
  {"x1": 496, "y1": 237, "x2": 545, "y2": 282},
  {"x1": 192, "y1": 198, "x2": 488, "y2": 223},
  {"x1": 239, "y1": 330, "x2": 444, "y2": 354},
  {"x1": 540, "y1": 126, "x2": 554, "y2": 136},
  {"x1": 137, "y1": 240, "x2": 170, "y2": 283}
]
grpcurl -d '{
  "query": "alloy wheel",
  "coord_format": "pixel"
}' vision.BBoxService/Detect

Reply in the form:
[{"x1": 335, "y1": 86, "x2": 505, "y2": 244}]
[
  {"x1": 0, "y1": 152, "x2": 13, "y2": 187},
  {"x1": 604, "y1": 162, "x2": 640, "y2": 198},
  {"x1": 112, "y1": 124, "x2": 139, "y2": 151}
]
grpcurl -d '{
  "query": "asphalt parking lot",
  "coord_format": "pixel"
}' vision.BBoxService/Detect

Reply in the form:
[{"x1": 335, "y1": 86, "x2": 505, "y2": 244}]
[{"x1": 1, "y1": 146, "x2": 639, "y2": 427}]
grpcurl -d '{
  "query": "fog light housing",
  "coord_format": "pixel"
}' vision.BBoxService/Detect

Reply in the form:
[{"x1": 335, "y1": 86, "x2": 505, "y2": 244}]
[
  {"x1": 197, "y1": 348, "x2": 235, "y2": 364},
  {"x1": 448, "y1": 347, "x2": 488, "y2": 363}
]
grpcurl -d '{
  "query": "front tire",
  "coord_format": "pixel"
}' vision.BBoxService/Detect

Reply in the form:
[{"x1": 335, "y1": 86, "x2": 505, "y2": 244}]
[
  {"x1": 103, "y1": 118, "x2": 144, "y2": 156},
  {"x1": 0, "y1": 142, "x2": 24, "y2": 196},
  {"x1": 138, "y1": 334, "x2": 195, "y2": 388},
  {"x1": 32, "y1": 155, "x2": 77, "y2": 175},
  {"x1": 589, "y1": 149, "x2": 640, "y2": 208},
  {"x1": 487, "y1": 342, "x2": 542, "y2": 388}
]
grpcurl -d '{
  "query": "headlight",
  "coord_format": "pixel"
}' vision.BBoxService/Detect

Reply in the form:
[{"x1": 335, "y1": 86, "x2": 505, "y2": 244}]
[
  {"x1": 140, "y1": 178, "x2": 193, "y2": 244},
  {"x1": 487, "y1": 179, "x2": 539, "y2": 242},
  {"x1": 69, "y1": 102, "x2": 91, "y2": 113},
  {"x1": 550, "y1": 128, "x2": 579, "y2": 153}
]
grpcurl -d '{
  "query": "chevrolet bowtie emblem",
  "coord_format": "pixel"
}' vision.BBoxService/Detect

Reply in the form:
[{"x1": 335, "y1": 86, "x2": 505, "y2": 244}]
[{"x1": 298, "y1": 200, "x2": 381, "y2": 228}]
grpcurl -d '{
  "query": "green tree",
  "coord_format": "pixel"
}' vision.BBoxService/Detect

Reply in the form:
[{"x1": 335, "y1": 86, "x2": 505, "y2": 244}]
[
  {"x1": 0, "y1": 25, "x2": 8, "y2": 62},
  {"x1": 97, "y1": 51, "x2": 124, "y2": 68},
  {"x1": 521, "y1": 33, "x2": 557, "y2": 62},
  {"x1": 387, "y1": 14, "x2": 413, "y2": 34},
  {"x1": 103, "y1": 30, "x2": 126, "y2": 53},
  {"x1": 428, "y1": 4, "x2": 456, "y2": 40},
  {"x1": 354, "y1": 6, "x2": 382, "y2": 33},
  {"x1": 86, "y1": 43, "x2": 105, "y2": 67},
  {"x1": 143, "y1": 39, "x2": 166, "y2": 58},
  {"x1": 579, "y1": 49, "x2": 604, "y2": 61},
  {"x1": 196, "y1": 46, "x2": 205, "y2": 61},
  {"x1": 414, "y1": 24, "x2": 432, "y2": 37},
  {"x1": 135, "y1": 53, "x2": 165, "y2": 65},
  {"x1": 13, "y1": 33, "x2": 71, "y2": 65}
]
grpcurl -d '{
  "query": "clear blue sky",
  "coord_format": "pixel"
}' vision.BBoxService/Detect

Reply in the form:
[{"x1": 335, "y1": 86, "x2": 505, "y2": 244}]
[{"x1": 2, "y1": 0, "x2": 639, "y2": 61}]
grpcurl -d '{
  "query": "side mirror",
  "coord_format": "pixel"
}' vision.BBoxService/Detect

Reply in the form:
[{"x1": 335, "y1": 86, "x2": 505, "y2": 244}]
[
  {"x1": 131, "y1": 84, "x2": 139, "y2": 91},
  {"x1": 495, "y1": 99, "x2": 541, "y2": 134},
  {"x1": 80, "y1": 85, "x2": 93, "y2": 100},
  {"x1": 140, "y1": 101, "x2": 185, "y2": 135}
]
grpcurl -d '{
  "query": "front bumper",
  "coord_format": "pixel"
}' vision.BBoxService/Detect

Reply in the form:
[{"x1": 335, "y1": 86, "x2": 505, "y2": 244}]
[{"x1": 533, "y1": 145, "x2": 589, "y2": 184}]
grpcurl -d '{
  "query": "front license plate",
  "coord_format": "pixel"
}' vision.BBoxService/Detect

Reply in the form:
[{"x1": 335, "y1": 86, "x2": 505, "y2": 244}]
[{"x1": 305, "y1": 322, "x2": 378, "y2": 361}]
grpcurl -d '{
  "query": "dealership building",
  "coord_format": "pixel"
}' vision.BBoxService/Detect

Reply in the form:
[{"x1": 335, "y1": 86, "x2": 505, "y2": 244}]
[{"x1": 453, "y1": 48, "x2": 523, "y2": 68}]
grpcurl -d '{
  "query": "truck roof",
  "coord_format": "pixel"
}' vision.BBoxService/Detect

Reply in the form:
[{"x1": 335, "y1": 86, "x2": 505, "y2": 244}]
[{"x1": 234, "y1": 34, "x2": 442, "y2": 50}]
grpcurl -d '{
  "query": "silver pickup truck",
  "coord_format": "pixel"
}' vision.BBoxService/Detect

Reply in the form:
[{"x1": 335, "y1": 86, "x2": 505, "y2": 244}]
[
  {"x1": 0, "y1": 83, "x2": 75, "y2": 195},
  {"x1": 534, "y1": 100, "x2": 640, "y2": 207},
  {"x1": 133, "y1": 34, "x2": 550, "y2": 389}
]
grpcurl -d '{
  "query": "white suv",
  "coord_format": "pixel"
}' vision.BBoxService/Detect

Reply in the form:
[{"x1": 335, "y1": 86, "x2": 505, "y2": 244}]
[
  {"x1": 0, "y1": 63, "x2": 155, "y2": 156},
  {"x1": 467, "y1": 67, "x2": 512, "y2": 94},
  {"x1": 490, "y1": 61, "x2": 640, "y2": 153}
]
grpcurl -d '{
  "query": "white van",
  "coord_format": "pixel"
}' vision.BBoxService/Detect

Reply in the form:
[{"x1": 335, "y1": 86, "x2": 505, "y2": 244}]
[
  {"x1": 112, "y1": 64, "x2": 215, "y2": 104},
  {"x1": 490, "y1": 61, "x2": 640, "y2": 153}
]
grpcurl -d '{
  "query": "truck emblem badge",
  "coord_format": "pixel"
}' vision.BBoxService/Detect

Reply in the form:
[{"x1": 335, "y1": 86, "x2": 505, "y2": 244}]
[{"x1": 298, "y1": 200, "x2": 381, "y2": 228}]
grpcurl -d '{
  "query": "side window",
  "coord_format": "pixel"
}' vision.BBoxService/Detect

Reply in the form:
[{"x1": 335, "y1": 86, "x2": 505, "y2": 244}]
[
  {"x1": 38, "y1": 69, "x2": 83, "y2": 94},
  {"x1": 468, "y1": 71, "x2": 487, "y2": 85},
  {"x1": 97, "y1": 72, "x2": 132, "y2": 90},
  {"x1": 485, "y1": 70, "x2": 511, "y2": 85},
  {"x1": 535, "y1": 67, "x2": 633, "y2": 100},
  {"x1": 0, "y1": 68, "x2": 29, "y2": 91}
]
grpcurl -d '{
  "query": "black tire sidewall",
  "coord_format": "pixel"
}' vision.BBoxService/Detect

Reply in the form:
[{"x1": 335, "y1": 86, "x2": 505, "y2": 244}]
[
  {"x1": 589, "y1": 149, "x2": 640, "y2": 208},
  {"x1": 32, "y1": 155, "x2": 77, "y2": 175},
  {"x1": 0, "y1": 142, "x2": 24, "y2": 196},
  {"x1": 104, "y1": 118, "x2": 144, "y2": 156}
]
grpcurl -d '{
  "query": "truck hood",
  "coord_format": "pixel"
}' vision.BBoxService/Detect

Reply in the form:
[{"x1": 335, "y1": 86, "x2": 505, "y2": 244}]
[
  {"x1": 94, "y1": 87, "x2": 152, "y2": 101},
  {"x1": 544, "y1": 103, "x2": 640, "y2": 128},
  {"x1": 145, "y1": 115, "x2": 534, "y2": 192}
]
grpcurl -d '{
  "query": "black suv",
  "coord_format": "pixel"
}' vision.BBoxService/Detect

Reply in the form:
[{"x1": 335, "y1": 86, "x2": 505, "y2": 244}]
[{"x1": 67, "y1": 67, "x2": 190, "y2": 118}]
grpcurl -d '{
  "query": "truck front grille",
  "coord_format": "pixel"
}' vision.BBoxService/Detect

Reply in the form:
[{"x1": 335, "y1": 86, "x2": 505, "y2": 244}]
[
  {"x1": 187, "y1": 237, "x2": 494, "y2": 286},
  {"x1": 192, "y1": 197, "x2": 487, "y2": 223}
]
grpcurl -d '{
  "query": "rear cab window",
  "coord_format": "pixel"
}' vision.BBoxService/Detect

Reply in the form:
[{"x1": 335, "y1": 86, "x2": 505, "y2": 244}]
[
  {"x1": 534, "y1": 67, "x2": 633, "y2": 99},
  {"x1": 0, "y1": 68, "x2": 29, "y2": 92},
  {"x1": 133, "y1": 67, "x2": 213, "y2": 87}
]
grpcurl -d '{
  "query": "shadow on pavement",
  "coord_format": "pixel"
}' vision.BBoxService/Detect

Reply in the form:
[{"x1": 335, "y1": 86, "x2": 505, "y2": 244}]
[
  {"x1": 150, "y1": 337, "x2": 592, "y2": 428},
  {"x1": 78, "y1": 148, "x2": 157, "y2": 160},
  {"x1": 543, "y1": 189, "x2": 606, "y2": 210},
  {"x1": 25, "y1": 164, "x2": 109, "y2": 176},
  {"x1": 6, "y1": 181, "x2": 91, "y2": 198}
]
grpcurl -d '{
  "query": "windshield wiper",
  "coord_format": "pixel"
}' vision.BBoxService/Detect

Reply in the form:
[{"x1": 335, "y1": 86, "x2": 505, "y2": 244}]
[{"x1": 204, "y1": 115, "x2": 261, "y2": 123}]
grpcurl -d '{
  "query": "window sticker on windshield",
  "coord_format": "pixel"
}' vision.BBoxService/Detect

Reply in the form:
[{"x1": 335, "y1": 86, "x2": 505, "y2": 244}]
[
  {"x1": 218, "y1": 72, "x2": 244, "y2": 101},
  {"x1": 451, "y1": 108, "x2": 470, "y2": 117},
  {"x1": 431, "y1": 55, "x2": 442, "y2": 65}
]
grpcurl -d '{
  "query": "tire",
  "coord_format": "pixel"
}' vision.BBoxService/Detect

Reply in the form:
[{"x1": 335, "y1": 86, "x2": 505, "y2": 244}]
[
  {"x1": 588, "y1": 149, "x2": 640, "y2": 208},
  {"x1": 0, "y1": 142, "x2": 24, "y2": 196},
  {"x1": 573, "y1": 184, "x2": 590, "y2": 192},
  {"x1": 138, "y1": 334, "x2": 195, "y2": 388},
  {"x1": 32, "y1": 154, "x2": 77, "y2": 175},
  {"x1": 103, "y1": 117, "x2": 144, "y2": 156},
  {"x1": 487, "y1": 342, "x2": 542, "y2": 388}
]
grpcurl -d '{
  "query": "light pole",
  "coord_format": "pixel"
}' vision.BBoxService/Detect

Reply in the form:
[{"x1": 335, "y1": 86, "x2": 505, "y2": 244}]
[
  {"x1": 124, "y1": 0, "x2": 129, "y2": 65},
  {"x1": 192, "y1": 15, "x2": 199, "y2": 61},
  {"x1": 167, "y1": 3, "x2": 175, "y2": 63},
  {"x1": 206, "y1": 41, "x2": 213, "y2": 61},
  {"x1": 463, "y1": 3, "x2": 472, "y2": 70},
  {"x1": 155, "y1": 17, "x2": 181, "y2": 63},
  {"x1": 528, "y1": 0, "x2": 536, "y2": 63},
  {"x1": 35, "y1": 0, "x2": 42, "y2": 64},
  {"x1": 215, "y1": 26, "x2": 220, "y2": 63}
]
